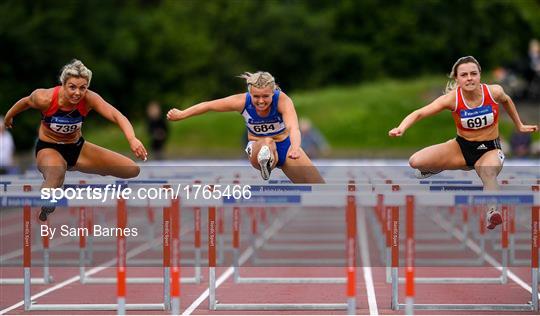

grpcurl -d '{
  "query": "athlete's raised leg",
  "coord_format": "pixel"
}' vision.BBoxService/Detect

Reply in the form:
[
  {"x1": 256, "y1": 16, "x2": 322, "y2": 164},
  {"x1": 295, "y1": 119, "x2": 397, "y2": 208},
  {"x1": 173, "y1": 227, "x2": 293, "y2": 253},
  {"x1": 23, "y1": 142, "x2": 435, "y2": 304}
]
[
  {"x1": 474, "y1": 149, "x2": 504, "y2": 229},
  {"x1": 409, "y1": 139, "x2": 468, "y2": 176},
  {"x1": 249, "y1": 138, "x2": 278, "y2": 168},
  {"x1": 73, "y1": 141, "x2": 140, "y2": 178},
  {"x1": 474, "y1": 149, "x2": 504, "y2": 190},
  {"x1": 36, "y1": 149, "x2": 67, "y2": 221},
  {"x1": 281, "y1": 147, "x2": 324, "y2": 183},
  {"x1": 248, "y1": 138, "x2": 278, "y2": 180},
  {"x1": 37, "y1": 149, "x2": 68, "y2": 188}
]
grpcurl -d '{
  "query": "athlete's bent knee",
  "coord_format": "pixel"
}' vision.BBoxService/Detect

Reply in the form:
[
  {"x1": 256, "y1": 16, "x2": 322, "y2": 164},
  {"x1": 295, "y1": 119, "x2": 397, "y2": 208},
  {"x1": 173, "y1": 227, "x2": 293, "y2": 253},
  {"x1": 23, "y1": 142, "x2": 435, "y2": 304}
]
[
  {"x1": 116, "y1": 165, "x2": 140, "y2": 179},
  {"x1": 40, "y1": 167, "x2": 66, "y2": 187},
  {"x1": 127, "y1": 165, "x2": 140, "y2": 178},
  {"x1": 262, "y1": 137, "x2": 275, "y2": 146},
  {"x1": 408, "y1": 154, "x2": 421, "y2": 169}
]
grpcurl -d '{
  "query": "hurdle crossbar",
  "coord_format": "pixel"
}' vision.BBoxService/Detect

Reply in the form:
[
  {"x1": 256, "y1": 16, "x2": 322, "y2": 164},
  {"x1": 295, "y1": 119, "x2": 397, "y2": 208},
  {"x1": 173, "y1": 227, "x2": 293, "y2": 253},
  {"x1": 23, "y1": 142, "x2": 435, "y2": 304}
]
[{"x1": 205, "y1": 186, "x2": 367, "y2": 313}]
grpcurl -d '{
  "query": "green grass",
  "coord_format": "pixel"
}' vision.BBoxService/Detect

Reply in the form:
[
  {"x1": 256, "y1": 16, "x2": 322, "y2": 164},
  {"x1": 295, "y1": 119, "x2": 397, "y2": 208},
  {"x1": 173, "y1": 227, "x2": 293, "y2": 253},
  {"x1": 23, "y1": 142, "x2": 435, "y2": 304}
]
[{"x1": 83, "y1": 76, "x2": 520, "y2": 158}]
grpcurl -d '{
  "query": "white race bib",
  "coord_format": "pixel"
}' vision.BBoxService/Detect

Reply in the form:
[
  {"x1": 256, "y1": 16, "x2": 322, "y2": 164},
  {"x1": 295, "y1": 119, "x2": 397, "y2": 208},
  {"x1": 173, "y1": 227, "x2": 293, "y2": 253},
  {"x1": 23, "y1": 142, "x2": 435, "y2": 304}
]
[
  {"x1": 459, "y1": 106, "x2": 494, "y2": 130},
  {"x1": 247, "y1": 121, "x2": 284, "y2": 134},
  {"x1": 48, "y1": 117, "x2": 83, "y2": 134}
]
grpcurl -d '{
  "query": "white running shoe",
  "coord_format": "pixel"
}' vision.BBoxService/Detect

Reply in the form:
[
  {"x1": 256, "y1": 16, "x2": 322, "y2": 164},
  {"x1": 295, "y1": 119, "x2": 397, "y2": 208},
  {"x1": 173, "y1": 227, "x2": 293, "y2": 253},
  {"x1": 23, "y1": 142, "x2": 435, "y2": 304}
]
[
  {"x1": 414, "y1": 169, "x2": 441, "y2": 179},
  {"x1": 257, "y1": 145, "x2": 274, "y2": 180}
]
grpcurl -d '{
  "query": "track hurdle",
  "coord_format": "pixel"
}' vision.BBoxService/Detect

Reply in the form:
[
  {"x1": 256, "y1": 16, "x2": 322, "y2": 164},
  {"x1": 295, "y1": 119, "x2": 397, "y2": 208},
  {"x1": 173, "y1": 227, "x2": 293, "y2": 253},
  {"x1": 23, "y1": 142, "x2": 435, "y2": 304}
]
[
  {"x1": 190, "y1": 187, "x2": 377, "y2": 314},
  {"x1": 242, "y1": 184, "x2": 369, "y2": 268},
  {"x1": 0, "y1": 184, "x2": 53, "y2": 285},
  {"x1": 77, "y1": 182, "x2": 201, "y2": 286},
  {"x1": 507, "y1": 185, "x2": 540, "y2": 266},
  {"x1": 0, "y1": 192, "x2": 171, "y2": 312},
  {"x1": 388, "y1": 191, "x2": 539, "y2": 312},
  {"x1": 378, "y1": 184, "x2": 530, "y2": 283},
  {"x1": 404, "y1": 195, "x2": 414, "y2": 315},
  {"x1": 230, "y1": 184, "x2": 357, "y2": 283}
]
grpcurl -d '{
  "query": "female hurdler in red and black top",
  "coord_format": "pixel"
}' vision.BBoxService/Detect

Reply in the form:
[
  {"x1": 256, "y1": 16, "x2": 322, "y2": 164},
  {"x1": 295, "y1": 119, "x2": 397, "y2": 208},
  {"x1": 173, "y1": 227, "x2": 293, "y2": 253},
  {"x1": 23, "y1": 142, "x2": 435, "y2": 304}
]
[
  {"x1": 389, "y1": 56, "x2": 538, "y2": 229},
  {"x1": 4, "y1": 59, "x2": 147, "y2": 220}
]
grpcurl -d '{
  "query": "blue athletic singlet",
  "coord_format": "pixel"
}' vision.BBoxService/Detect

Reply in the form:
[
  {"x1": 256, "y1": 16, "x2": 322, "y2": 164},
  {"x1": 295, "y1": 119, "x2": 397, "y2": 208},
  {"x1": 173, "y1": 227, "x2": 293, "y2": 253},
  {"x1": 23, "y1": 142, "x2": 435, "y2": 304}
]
[{"x1": 241, "y1": 90, "x2": 286, "y2": 137}]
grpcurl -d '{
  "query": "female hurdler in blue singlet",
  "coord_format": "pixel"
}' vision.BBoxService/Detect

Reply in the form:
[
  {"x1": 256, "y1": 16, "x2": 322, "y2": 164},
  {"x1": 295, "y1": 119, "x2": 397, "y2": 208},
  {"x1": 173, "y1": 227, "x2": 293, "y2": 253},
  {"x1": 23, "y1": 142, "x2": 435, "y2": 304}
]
[
  {"x1": 167, "y1": 71, "x2": 324, "y2": 183},
  {"x1": 4, "y1": 59, "x2": 147, "y2": 221}
]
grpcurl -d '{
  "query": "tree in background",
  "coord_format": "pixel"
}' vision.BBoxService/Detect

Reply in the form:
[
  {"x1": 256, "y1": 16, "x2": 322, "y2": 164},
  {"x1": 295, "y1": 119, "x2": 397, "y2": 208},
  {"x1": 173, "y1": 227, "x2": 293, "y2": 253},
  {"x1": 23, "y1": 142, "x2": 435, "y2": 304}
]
[{"x1": 1, "y1": 0, "x2": 538, "y2": 150}]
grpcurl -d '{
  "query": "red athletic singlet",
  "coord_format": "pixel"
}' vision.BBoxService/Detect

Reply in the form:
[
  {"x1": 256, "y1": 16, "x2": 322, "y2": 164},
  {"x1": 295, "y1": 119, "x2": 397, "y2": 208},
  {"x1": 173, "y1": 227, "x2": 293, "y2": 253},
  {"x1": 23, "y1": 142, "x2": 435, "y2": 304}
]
[
  {"x1": 452, "y1": 84, "x2": 499, "y2": 132},
  {"x1": 41, "y1": 86, "x2": 89, "y2": 136}
]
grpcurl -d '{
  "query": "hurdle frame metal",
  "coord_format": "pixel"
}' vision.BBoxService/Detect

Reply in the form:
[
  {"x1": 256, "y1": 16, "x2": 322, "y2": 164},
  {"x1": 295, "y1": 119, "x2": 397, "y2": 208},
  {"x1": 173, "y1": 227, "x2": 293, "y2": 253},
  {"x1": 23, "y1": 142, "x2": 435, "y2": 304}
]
[
  {"x1": 188, "y1": 187, "x2": 370, "y2": 314},
  {"x1": 387, "y1": 191, "x2": 539, "y2": 312},
  {"x1": 0, "y1": 192, "x2": 172, "y2": 313}
]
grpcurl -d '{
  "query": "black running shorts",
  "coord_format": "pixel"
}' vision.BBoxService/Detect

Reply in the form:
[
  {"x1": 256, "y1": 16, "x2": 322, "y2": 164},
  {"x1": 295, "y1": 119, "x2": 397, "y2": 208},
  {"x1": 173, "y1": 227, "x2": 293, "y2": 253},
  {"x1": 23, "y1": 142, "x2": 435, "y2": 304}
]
[
  {"x1": 35, "y1": 137, "x2": 85, "y2": 168},
  {"x1": 455, "y1": 135, "x2": 503, "y2": 167}
]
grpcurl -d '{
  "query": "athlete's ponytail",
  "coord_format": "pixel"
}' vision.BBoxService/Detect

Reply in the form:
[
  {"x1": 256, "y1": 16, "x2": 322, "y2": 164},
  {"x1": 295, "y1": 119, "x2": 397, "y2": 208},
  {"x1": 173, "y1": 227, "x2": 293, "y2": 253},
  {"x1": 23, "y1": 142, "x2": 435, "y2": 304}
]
[{"x1": 239, "y1": 71, "x2": 278, "y2": 92}]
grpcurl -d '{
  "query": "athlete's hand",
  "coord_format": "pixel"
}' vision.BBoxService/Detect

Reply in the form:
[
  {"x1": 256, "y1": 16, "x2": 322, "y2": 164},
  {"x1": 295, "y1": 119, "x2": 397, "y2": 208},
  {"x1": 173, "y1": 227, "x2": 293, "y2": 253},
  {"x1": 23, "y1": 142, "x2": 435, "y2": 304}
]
[
  {"x1": 129, "y1": 137, "x2": 148, "y2": 161},
  {"x1": 388, "y1": 127, "x2": 404, "y2": 137},
  {"x1": 518, "y1": 124, "x2": 539, "y2": 133},
  {"x1": 288, "y1": 147, "x2": 301, "y2": 160},
  {"x1": 3, "y1": 115, "x2": 13, "y2": 128},
  {"x1": 167, "y1": 108, "x2": 184, "y2": 121}
]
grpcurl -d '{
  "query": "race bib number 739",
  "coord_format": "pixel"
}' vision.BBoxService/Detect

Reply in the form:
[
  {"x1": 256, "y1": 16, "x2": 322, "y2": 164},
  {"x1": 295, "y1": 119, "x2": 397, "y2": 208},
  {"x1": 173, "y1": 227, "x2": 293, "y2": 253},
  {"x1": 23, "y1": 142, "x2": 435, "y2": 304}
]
[{"x1": 48, "y1": 116, "x2": 83, "y2": 134}]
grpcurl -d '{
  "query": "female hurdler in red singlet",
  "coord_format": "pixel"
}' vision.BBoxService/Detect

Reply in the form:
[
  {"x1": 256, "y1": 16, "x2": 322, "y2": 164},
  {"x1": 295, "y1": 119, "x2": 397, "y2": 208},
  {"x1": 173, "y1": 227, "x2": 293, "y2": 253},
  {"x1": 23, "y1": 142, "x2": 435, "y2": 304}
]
[
  {"x1": 389, "y1": 56, "x2": 538, "y2": 229},
  {"x1": 4, "y1": 59, "x2": 147, "y2": 220}
]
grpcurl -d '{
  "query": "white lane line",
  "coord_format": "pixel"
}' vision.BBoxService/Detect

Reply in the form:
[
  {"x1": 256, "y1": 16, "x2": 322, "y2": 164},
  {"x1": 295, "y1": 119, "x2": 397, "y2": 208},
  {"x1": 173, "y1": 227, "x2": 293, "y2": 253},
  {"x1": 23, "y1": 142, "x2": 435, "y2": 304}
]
[
  {"x1": 358, "y1": 208, "x2": 378, "y2": 315},
  {"x1": 0, "y1": 235, "x2": 73, "y2": 262},
  {"x1": 1, "y1": 266, "x2": 106, "y2": 314},
  {"x1": 182, "y1": 212, "x2": 291, "y2": 315},
  {"x1": 181, "y1": 266, "x2": 234, "y2": 316},
  {"x1": 432, "y1": 212, "x2": 540, "y2": 299}
]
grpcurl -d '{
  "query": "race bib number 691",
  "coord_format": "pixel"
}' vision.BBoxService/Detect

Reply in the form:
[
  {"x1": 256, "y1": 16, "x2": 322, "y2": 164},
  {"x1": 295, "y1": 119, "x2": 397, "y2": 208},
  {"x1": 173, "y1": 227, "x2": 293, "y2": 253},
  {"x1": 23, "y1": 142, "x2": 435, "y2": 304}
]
[{"x1": 460, "y1": 106, "x2": 494, "y2": 130}]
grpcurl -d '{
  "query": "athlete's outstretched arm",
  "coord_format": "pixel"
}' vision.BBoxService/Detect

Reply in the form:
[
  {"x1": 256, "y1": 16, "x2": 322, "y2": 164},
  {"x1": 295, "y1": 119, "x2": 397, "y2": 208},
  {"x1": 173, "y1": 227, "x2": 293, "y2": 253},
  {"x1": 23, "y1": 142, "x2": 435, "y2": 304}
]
[
  {"x1": 4, "y1": 89, "x2": 49, "y2": 128},
  {"x1": 167, "y1": 94, "x2": 244, "y2": 121},
  {"x1": 491, "y1": 84, "x2": 538, "y2": 133},
  {"x1": 388, "y1": 94, "x2": 453, "y2": 137},
  {"x1": 278, "y1": 93, "x2": 302, "y2": 159},
  {"x1": 86, "y1": 91, "x2": 148, "y2": 160}
]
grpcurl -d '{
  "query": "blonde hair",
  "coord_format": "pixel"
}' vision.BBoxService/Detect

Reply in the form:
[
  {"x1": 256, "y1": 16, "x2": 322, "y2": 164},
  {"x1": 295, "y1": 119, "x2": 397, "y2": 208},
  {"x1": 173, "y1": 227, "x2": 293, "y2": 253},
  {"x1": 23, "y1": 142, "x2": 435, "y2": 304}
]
[
  {"x1": 238, "y1": 71, "x2": 277, "y2": 92},
  {"x1": 59, "y1": 59, "x2": 92, "y2": 86},
  {"x1": 444, "y1": 56, "x2": 481, "y2": 94}
]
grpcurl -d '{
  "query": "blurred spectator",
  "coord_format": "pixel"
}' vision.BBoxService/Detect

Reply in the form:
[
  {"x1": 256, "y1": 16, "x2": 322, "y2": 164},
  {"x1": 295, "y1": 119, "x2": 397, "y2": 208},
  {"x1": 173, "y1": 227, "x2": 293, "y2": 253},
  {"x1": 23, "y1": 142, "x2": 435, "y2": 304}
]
[
  {"x1": 493, "y1": 39, "x2": 540, "y2": 101},
  {"x1": 299, "y1": 118, "x2": 330, "y2": 158},
  {"x1": 531, "y1": 139, "x2": 540, "y2": 156},
  {"x1": 146, "y1": 101, "x2": 169, "y2": 160},
  {"x1": 493, "y1": 66, "x2": 527, "y2": 100},
  {"x1": 0, "y1": 116, "x2": 15, "y2": 174},
  {"x1": 525, "y1": 39, "x2": 540, "y2": 101},
  {"x1": 510, "y1": 128, "x2": 532, "y2": 158}
]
